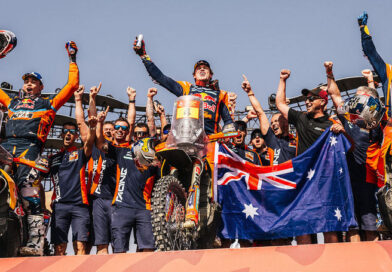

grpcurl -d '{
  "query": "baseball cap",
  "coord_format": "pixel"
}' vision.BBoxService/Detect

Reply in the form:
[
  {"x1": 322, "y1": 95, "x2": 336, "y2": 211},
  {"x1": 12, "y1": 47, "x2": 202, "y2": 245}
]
[
  {"x1": 251, "y1": 129, "x2": 262, "y2": 139},
  {"x1": 193, "y1": 60, "x2": 213, "y2": 74},
  {"x1": 22, "y1": 72, "x2": 43, "y2": 84},
  {"x1": 234, "y1": 120, "x2": 247, "y2": 132},
  {"x1": 301, "y1": 86, "x2": 328, "y2": 103}
]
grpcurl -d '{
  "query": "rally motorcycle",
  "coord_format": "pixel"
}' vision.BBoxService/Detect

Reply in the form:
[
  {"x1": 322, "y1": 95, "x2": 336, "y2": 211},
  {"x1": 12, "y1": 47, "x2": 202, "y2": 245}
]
[
  {"x1": 0, "y1": 111, "x2": 50, "y2": 257},
  {"x1": 151, "y1": 96, "x2": 237, "y2": 251}
]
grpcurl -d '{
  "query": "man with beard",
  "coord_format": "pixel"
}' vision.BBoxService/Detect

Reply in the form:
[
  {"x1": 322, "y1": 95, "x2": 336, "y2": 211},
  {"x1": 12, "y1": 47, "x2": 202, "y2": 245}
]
[
  {"x1": 241, "y1": 75, "x2": 296, "y2": 165},
  {"x1": 49, "y1": 116, "x2": 97, "y2": 255},
  {"x1": 275, "y1": 68, "x2": 344, "y2": 244},
  {"x1": 97, "y1": 107, "x2": 157, "y2": 253}
]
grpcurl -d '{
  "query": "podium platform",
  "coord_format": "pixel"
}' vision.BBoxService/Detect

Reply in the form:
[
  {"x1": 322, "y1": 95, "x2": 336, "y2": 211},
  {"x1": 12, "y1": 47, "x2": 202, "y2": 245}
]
[{"x1": 2, "y1": 241, "x2": 392, "y2": 272}]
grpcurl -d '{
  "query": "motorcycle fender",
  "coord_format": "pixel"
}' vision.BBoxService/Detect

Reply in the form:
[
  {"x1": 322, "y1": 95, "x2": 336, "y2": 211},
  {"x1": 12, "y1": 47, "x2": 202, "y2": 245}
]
[{"x1": 0, "y1": 169, "x2": 17, "y2": 210}]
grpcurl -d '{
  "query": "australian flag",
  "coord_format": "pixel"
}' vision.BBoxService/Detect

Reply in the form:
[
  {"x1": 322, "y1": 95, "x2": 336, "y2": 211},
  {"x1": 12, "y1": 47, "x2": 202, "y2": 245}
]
[{"x1": 215, "y1": 130, "x2": 357, "y2": 240}]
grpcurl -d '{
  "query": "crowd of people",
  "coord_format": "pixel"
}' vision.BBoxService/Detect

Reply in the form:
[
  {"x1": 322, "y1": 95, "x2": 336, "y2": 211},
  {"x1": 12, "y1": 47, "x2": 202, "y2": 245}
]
[{"x1": 1, "y1": 11, "x2": 392, "y2": 256}]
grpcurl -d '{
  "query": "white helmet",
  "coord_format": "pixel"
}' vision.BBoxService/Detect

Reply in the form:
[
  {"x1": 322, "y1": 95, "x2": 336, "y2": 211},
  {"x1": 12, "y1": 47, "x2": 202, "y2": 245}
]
[
  {"x1": 338, "y1": 94, "x2": 385, "y2": 129},
  {"x1": 132, "y1": 138, "x2": 156, "y2": 166}
]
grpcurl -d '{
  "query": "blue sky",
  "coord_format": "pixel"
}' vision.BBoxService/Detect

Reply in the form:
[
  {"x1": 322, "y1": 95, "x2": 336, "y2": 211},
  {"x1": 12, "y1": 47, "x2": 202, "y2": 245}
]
[
  {"x1": 2, "y1": 0, "x2": 391, "y2": 114},
  {"x1": 3, "y1": 0, "x2": 391, "y2": 254}
]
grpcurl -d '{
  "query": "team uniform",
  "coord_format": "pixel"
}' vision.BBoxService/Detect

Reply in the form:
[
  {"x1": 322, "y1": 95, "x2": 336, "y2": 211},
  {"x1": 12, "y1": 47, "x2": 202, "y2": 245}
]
[
  {"x1": 360, "y1": 24, "x2": 392, "y2": 187},
  {"x1": 108, "y1": 143, "x2": 158, "y2": 252},
  {"x1": 49, "y1": 146, "x2": 90, "y2": 245},
  {"x1": 0, "y1": 62, "x2": 79, "y2": 214},
  {"x1": 88, "y1": 142, "x2": 118, "y2": 246},
  {"x1": 227, "y1": 142, "x2": 261, "y2": 166},
  {"x1": 263, "y1": 128, "x2": 296, "y2": 165},
  {"x1": 142, "y1": 59, "x2": 233, "y2": 135},
  {"x1": 340, "y1": 117, "x2": 382, "y2": 231},
  {"x1": 288, "y1": 108, "x2": 333, "y2": 155}
]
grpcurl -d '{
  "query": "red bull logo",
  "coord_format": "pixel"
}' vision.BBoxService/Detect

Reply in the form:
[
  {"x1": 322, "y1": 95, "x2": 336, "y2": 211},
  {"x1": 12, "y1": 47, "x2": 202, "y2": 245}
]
[
  {"x1": 16, "y1": 98, "x2": 34, "y2": 109},
  {"x1": 193, "y1": 93, "x2": 216, "y2": 103}
]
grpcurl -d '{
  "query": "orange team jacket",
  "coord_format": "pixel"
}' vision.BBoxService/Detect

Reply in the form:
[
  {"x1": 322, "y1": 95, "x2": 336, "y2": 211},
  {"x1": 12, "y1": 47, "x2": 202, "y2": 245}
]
[{"x1": 0, "y1": 62, "x2": 79, "y2": 144}]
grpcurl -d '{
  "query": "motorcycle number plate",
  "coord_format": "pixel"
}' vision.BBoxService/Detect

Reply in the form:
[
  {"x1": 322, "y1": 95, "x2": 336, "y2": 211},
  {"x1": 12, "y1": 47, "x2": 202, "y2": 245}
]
[{"x1": 176, "y1": 100, "x2": 200, "y2": 120}]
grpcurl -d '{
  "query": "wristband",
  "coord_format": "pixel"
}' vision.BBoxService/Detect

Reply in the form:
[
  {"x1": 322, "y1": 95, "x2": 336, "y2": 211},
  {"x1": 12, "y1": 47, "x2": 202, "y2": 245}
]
[
  {"x1": 129, "y1": 100, "x2": 136, "y2": 103},
  {"x1": 327, "y1": 75, "x2": 335, "y2": 79},
  {"x1": 90, "y1": 127, "x2": 97, "y2": 130},
  {"x1": 367, "y1": 80, "x2": 374, "y2": 83},
  {"x1": 248, "y1": 94, "x2": 254, "y2": 97},
  {"x1": 141, "y1": 55, "x2": 151, "y2": 61}
]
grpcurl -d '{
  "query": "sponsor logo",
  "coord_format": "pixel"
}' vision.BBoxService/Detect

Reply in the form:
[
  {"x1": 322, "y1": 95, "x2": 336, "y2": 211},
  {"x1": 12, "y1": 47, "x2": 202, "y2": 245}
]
[
  {"x1": 115, "y1": 168, "x2": 127, "y2": 203},
  {"x1": 15, "y1": 98, "x2": 35, "y2": 110},
  {"x1": 11, "y1": 111, "x2": 33, "y2": 119},
  {"x1": 245, "y1": 151, "x2": 254, "y2": 161},
  {"x1": 69, "y1": 151, "x2": 79, "y2": 162},
  {"x1": 273, "y1": 149, "x2": 281, "y2": 165}
]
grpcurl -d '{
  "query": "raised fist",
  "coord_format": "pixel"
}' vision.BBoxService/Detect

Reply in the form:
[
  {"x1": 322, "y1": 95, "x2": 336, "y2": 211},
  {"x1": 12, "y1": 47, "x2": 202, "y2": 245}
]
[
  {"x1": 147, "y1": 88, "x2": 157, "y2": 98},
  {"x1": 241, "y1": 74, "x2": 252, "y2": 93},
  {"x1": 65, "y1": 41, "x2": 78, "y2": 56},
  {"x1": 361, "y1": 69, "x2": 373, "y2": 79},
  {"x1": 74, "y1": 85, "x2": 84, "y2": 100},
  {"x1": 127, "y1": 87, "x2": 136, "y2": 100},
  {"x1": 280, "y1": 69, "x2": 291, "y2": 80},
  {"x1": 324, "y1": 61, "x2": 333, "y2": 72},
  {"x1": 133, "y1": 37, "x2": 146, "y2": 56},
  {"x1": 246, "y1": 109, "x2": 258, "y2": 120},
  {"x1": 358, "y1": 11, "x2": 368, "y2": 26}
]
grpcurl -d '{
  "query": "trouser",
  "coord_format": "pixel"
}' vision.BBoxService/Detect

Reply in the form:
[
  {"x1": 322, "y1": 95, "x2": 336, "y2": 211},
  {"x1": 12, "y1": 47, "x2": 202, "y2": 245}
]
[{"x1": 1, "y1": 138, "x2": 42, "y2": 215}]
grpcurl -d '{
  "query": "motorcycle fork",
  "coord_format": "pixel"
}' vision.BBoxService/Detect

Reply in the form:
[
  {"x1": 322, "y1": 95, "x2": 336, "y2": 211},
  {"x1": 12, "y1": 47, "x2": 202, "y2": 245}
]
[{"x1": 185, "y1": 158, "x2": 203, "y2": 225}]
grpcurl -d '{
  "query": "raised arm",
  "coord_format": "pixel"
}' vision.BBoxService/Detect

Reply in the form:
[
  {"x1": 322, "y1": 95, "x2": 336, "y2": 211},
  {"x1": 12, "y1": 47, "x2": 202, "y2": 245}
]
[
  {"x1": 88, "y1": 82, "x2": 101, "y2": 118},
  {"x1": 241, "y1": 74, "x2": 270, "y2": 135},
  {"x1": 50, "y1": 41, "x2": 79, "y2": 111},
  {"x1": 126, "y1": 86, "x2": 136, "y2": 139},
  {"x1": 133, "y1": 38, "x2": 184, "y2": 97},
  {"x1": 96, "y1": 106, "x2": 110, "y2": 153},
  {"x1": 324, "y1": 61, "x2": 344, "y2": 110},
  {"x1": 358, "y1": 12, "x2": 388, "y2": 85},
  {"x1": 361, "y1": 69, "x2": 376, "y2": 89},
  {"x1": 154, "y1": 102, "x2": 168, "y2": 136},
  {"x1": 74, "y1": 85, "x2": 89, "y2": 143},
  {"x1": 146, "y1": 88, "x2": 157, "y2": 137},
  {"x1": 275, "y1": 69, "x2": 291, "y2": 120},
  {"x1": 83, "y1": 112, "x2": 97, "y2": 158}
]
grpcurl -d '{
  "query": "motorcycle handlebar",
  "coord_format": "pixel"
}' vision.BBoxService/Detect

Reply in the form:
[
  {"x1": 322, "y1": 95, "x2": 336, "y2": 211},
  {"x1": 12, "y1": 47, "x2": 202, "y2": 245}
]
[{"x1": 13, "y1": 157, "x2": 49, "y2": 173}]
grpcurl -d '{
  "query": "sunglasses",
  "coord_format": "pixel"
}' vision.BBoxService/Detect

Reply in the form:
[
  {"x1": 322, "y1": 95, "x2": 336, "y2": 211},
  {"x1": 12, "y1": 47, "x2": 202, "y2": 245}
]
[
  {"x1": 251, "y1": 133, "x2": 262, "y2": 139},
  {"x1": 135, "y1": 131, "x2": 148, "y2": 137},
  {"x1": 114, "y1": 125, "x2": 129, "y2": 131},
  {"x1": 306, "y1": 96, "x2": 322, "y2": 102},
  {"x1": 62, "y1": 128, "x2": 77, "y2": 135}
]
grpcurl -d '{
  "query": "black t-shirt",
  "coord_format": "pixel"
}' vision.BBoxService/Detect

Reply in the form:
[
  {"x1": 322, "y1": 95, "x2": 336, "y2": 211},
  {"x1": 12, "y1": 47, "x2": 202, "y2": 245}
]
[
  {"x1": 263, "y1": 128, "x2": 296, "y2": 164},
  {"x1": 288, "y1": 108, "x2": 333, "y2": 155}
]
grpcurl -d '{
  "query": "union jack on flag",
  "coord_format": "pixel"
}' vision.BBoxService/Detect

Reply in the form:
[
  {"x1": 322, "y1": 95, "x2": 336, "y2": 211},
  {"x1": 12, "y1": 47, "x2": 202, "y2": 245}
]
[
  {"x1": 215, "y1": 130, "x2": 357, "y2": 240},
  {"x1": 217, "y1": 144, "x2": 296, "y2": 190}
]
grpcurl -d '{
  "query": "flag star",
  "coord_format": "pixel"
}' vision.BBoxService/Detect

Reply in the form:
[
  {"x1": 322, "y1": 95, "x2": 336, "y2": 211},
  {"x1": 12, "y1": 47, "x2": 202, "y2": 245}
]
[
  {"x1": 307, "y1": 169, "x2": 315, "y2": 180},
  {"x1": 242, "y1": 203, "x2": 259, "y2": 219},
  {"x1": 334, "y1": 208, "x2": 342, "y2": 221},
  {"x1": 339, "y1": 168, "x2": 343, "y2": 174},
  {"x1": 330, "y1": 136, "x2": 338, "y2": 147}
]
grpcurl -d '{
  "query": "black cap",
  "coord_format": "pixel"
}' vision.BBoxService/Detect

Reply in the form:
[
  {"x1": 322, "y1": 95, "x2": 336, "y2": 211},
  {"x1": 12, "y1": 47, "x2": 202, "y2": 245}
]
[
  {"x1": 193, "y1": 60, "x2": 213, "y2": 74},
  {"x1": 234, "y1": 120, "x2": 247, "y2": 132},
  {"x1": 251, "y1": 129, "x2": 262, "y2": 139}
]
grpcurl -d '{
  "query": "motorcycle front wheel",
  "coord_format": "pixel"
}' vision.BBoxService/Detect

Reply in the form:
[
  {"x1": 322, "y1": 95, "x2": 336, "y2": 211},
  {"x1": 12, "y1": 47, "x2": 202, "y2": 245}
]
[{"x1": 151, "y1": 175, "x2": 196, "y2": 251}]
